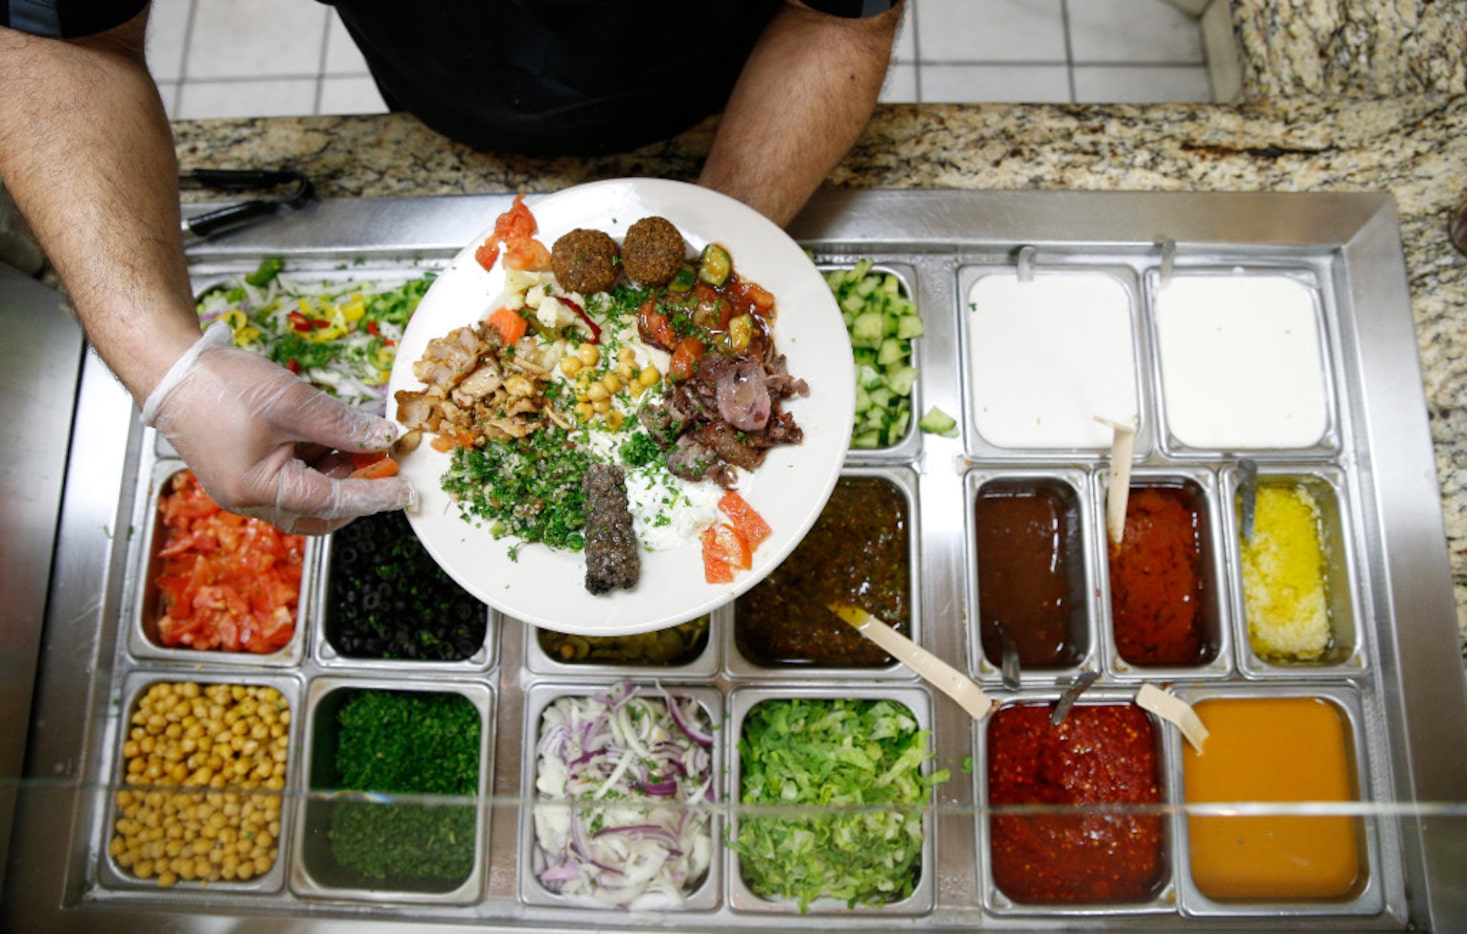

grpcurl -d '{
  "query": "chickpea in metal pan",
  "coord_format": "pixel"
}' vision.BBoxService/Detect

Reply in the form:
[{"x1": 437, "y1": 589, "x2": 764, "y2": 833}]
[
  {"x1": 621, "y1": 215, "x2": 689, "y2": 287},
  {"x1": 550, "y1": 227, "x2": 620, "y2": 294},
  {"x1": 109, "y1": 681, "x2": 289, "y2": 887}
]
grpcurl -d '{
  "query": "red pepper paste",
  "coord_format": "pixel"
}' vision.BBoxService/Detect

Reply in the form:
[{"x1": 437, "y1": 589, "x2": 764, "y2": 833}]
[
  {"x1": 986, "y1": 703, "x2": 1167, "y2": 904},
  {"x1": 1108, "y1": 484, "x2": 1214, "y2": 666}
]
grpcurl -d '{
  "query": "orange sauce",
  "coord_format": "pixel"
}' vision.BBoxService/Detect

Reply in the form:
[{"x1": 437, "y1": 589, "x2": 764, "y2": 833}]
[{"x1": 1182, "y1": 697, "x2": 1362, "y2": 901}]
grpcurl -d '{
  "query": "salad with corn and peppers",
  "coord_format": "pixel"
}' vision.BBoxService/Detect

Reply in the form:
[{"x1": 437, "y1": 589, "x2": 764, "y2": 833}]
[{"x1": 195, "y1": 257, "x2": 435, "y2": 416}]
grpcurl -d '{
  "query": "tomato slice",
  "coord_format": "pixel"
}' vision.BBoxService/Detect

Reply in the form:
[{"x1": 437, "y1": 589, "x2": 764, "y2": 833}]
[
  {"x1": 492, "y1": 193, "x2": 537, "y2": 241},
  {"x1": 637, "y1": 299, "x2": 677, "y2": 351},
  {"x1": 700, "y1": 526, "x2": 737, "y2": 584},
  {"x1": 348, "y1": 451, "x2": 400, "y2": 479},
  {"x1": 474, "y1": 241, "x2": 501, "y2": 271},
  {"x1": 719, "y1": 491, "x2": 771, "y2": 548},
  {"x1": 704, "y1": 522, "x2": 751, "y2": 569},
  {"x1": 152, "y1": 471, "x2": 303, "y2": 653},
  {"x1": 670, "y1": 336, "x2": 705, "y2": 382},
  {"x1": 502, "y1": 237, "x2": 551, "y2": 272},
  {"x1": 475, "y1": 194, "x2": 540, "y2": 272}
]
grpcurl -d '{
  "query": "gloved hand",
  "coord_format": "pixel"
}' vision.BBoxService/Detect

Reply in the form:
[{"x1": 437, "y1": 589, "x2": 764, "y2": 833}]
[{"x1": 142, "y1": 321, "x2": 416, "y2": 535}]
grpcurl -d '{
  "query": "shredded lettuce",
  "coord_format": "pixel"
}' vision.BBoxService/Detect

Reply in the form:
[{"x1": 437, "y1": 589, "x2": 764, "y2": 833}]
[{"x1": 730, "y1": 697, "x2": 947, "y2": 912}]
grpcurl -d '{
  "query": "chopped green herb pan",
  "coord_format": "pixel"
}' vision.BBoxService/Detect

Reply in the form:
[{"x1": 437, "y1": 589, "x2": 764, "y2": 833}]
[
  {"x1": 729, "y1": 697, "x2": 947, "y2": 911},
  {"x1": 327, "y1": 689, "x2": 482, "y2": 886}
]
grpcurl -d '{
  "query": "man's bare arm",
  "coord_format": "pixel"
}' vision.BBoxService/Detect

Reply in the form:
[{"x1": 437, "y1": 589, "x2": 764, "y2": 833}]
[
  {"x1": 0, "y1": 10, "x2": 415, "y2": 533},
  {"x1": 0, "y1": 7, "x2": 200, "y2": 403},
  {"x1": 697, "y1": 1, "x2": 903, "y2": 227}
]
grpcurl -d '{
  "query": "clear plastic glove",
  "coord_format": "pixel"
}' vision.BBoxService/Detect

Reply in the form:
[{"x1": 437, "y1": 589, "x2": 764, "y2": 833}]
[{"x1": 142, "y1": 321, "x2": 416, "y2": 535}]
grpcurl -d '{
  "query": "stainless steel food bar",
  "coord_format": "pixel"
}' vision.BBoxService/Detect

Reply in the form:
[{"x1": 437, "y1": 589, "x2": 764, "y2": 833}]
[{"x1": 6, "y1": 189, "x2": 1466, "y2": 932}]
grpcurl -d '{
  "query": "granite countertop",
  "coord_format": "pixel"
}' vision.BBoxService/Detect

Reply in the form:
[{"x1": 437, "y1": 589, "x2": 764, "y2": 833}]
[{"x1": 169, "y1": 2, "x2": 1467, "y2": 665}]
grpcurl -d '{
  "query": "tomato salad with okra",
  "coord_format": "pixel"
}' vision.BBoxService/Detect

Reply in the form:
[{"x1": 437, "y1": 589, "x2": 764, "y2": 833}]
[{"x1": 394, "y1": 197, "x2": 807, "y2": 596}]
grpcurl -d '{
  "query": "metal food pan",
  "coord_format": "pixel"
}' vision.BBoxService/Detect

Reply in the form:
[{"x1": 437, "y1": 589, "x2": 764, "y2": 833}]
[
  {"x1": 723, "y1": 466, "x2": 922, "y2": 681},
  {"x1": 126, "y1": 459, "x2": 311, "y2": 668},
  {"x1": 956, "y1": 262, "x2": 1154, "y2": 463},
  {"x1": 724, "y1": 684, "x2": 938, "y2": 916},
  {"x1": 1142, "y1": 265, "x2": 1343, "y2": 462},
  {"x1": 516, "y1": 680, "x2": 723, "y2": 912},
  {"x1": 1221, "y1": 466, "x2": 1367, "y2": 678},
  {"x1": 974, "y1": 689, "x2": 1177, "y2": 918},
  {"x1": 524, "y1": 609, "x2": 720, "y2": 678},
  {"x1": 289, "y1": 675, "x2": 494, "y2": 905},
  {"x1": 819, "y1": 260, "x2": 924, "y2": 463},
  {"x1": 964, "y1": 467, "x2": 1098, "y2": 683},
  {"x1": 310, "y1": 528, "x2": 499, "y2": 673},
  {"x1": 96, "y1": 668, "x2": 304, "y2": 896},
  {"x1": 1165, "y1": 683, "x2": 1390, "y2": 919},
  {"x1": 1093, "y1": 466, "x2": 1234, "y2": 681}
]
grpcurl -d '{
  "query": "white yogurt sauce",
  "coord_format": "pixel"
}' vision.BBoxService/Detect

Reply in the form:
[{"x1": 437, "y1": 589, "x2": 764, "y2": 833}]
[
  {"x1": 624, "y1": 467, "x2": 745, "y2": 551},
  {"x1": 967, "y1": 271, "x2": 1138, "y2": 449},
  {"x1": 1153, "y1": 273, "x2": 1328, "y2": 449}
]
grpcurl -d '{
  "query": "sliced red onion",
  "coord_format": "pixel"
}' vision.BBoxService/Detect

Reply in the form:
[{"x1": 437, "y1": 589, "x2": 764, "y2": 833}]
[{"x1": 660, "y1": 686, "x2": 713, "y2": 747}]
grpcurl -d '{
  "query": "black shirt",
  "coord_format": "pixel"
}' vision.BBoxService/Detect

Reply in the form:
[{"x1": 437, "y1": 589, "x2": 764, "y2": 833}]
[{"x1": 7, "y1": 0, "x2": 899, "y2": 155}]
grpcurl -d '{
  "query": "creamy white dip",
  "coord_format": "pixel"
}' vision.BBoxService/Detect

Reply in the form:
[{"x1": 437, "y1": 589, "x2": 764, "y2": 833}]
[{"x1": 967, "y1": 271, "x2": 1139, "y2": 449}]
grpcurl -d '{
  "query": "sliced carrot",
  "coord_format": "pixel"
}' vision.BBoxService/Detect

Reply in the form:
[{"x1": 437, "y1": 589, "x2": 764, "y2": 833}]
[
  {"x1": 718, "y1": 490, "x2": 771, "y2": 548},
  {"x1": 486, "y1": 306, "x2": 529, "y2": 345},
  {"x1": 429, "y1": 427, "x2": 474, "y2": 452}
]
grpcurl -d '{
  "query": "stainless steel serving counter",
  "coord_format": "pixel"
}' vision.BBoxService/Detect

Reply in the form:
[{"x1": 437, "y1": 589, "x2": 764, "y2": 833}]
[{"x1": 4, "y1": 189, "x2": 1466, "y2": 931}]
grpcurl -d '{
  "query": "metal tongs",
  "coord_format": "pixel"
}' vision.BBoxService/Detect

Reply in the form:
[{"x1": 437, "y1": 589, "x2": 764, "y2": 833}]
[
  {"x1": 1050, "y1": 671, "x2": 1099, "y2": 725},
  {"x1": 179, "y1": 168, "x2": 315, "y2": 241}
]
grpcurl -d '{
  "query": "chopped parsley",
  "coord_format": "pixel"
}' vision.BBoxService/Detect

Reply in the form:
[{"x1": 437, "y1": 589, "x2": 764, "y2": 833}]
[
  {"x1": 441, "y1": 429, "x2": 591, "y2": 554},
  {"x1": 618, "y1": 431, "x2": 664, "y2": 469}
]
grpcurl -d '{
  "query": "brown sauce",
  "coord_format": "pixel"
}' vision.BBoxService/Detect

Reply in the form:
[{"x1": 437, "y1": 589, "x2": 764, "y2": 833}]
[
  {"x1": 974, "y1": 479, "x2": 1086, "y2": 668},
  {"x1": 734, "y1": 476, "x2": 909, "y2": 667}
]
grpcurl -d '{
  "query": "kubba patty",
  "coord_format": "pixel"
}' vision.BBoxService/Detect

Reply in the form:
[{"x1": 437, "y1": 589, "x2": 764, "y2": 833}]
[
  {"x1": 621, "y1": 216, "x2": 688, "y2": 287},
  {"x1": 550, "y1": 228, "x2": 620, "y2": 294}
]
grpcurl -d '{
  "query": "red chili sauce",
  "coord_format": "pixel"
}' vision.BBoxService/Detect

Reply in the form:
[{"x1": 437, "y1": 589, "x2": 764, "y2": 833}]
[
  {"x1": 734, "y1": 476, "x2": 909, "y2": 667},
  {"x1": 986, "y1": 703, "x2": 1167, "y2": 904},
  {"x1": 974, "y1": 480, "x2": 1086, "y2": 668},
  {"x1": 1108, "y1": 483, "x2": 1216, "y2": 666}
]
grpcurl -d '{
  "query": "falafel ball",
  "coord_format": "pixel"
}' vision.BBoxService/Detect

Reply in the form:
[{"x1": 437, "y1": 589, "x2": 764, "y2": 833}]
[
  {"x1": 551, "y1": 228, "x2": 621, "y2": 294},
  {"x1": 621, "y1": 216, "x2": 688, "y2": 287}
]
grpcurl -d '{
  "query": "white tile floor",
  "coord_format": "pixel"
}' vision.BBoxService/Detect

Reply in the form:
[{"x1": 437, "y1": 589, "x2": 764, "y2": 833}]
[{"x1": 148, "y1": 0, "x2": 1219, "y2": 120}]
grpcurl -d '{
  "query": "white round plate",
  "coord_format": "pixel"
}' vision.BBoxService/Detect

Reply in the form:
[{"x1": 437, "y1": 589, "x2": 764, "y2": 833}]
[{"x1": 387, "y1": 178, "x2": 854, "y2": 635}]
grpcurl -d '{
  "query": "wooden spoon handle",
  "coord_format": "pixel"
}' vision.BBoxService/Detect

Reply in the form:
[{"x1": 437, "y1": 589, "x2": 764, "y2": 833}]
[{"x1": 830, "y1": 604, "x2": 996, "y2": 722}]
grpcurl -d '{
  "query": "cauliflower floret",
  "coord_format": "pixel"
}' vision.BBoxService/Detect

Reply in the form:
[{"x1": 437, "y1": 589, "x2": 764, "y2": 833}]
[{"x1": 536, "y1": 294, "x2": 581, "y2": 331}]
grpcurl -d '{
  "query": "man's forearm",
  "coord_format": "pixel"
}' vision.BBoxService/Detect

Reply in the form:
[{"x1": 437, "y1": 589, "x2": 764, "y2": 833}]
[
  {"x1": 697, "y1": 1, "x2": 902, "y2": 227},
  {"x1": 0, "y1": 10, "x2": 201, "y2": 404}
]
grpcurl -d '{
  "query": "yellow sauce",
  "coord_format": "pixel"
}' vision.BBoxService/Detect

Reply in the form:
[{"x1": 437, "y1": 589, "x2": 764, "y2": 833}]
[
  {"x1": 1241, "y1": 484, "x2": 1332, "y2": 660},
  {"x1": 1182, "y1": 697, "x2": 1362, "y2": 901}
]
